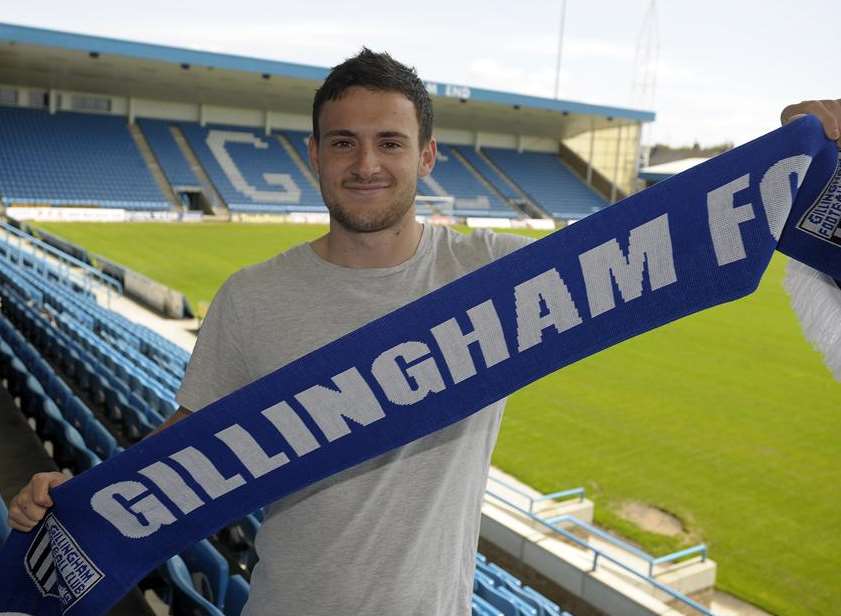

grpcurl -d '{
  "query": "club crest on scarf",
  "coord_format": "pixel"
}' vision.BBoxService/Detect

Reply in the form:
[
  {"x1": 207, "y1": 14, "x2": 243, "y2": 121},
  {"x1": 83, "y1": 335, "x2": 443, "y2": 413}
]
[
  {"x1": 24, "y1": 515, "x2": 103, "y2": 610},
  {"x1": 797, "y1": 152, "x2": 841, "y2": 248}
]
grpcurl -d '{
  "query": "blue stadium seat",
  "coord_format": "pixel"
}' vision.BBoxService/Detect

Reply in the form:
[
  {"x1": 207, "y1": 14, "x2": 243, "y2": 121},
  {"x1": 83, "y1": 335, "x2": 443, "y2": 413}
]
[
  {"x1": 35, "y1": 398, "x2": 64, "y2": 443},
  {"x1": 0, "y1": 494, "x2": 10, "y2": 547},
  {"x1": 51, "y1": 419, "x2": 99, "y2": 473},
  {"x1": 473, "y1": 594, "x2": 505, "y2": 616},
  {"x1": 20, "y1": 374, "x2": 46, "y2": 419},
  {"x1": 180, "y1": 539, "x2": 229, "y2": 609},
  {"x1": 6, "y1": 357, "x2": 28, "y2": 400},
  {"x1": 63, "y1": 395, "x2": 95, "y2": 434},
  {"x1": 475, "y1": 575, "x2": 538, "y2": 616},
  {"x1": 221, "y1": 514, "x2": 260, "y2": 572},
  {"x1": 162, "y1": 555, "x2": 225, "y2": 616},
  {"x1": 82, "y1": 419, "x2": 118, "y2": 460},
  {"x1": 223, "y1": 575, "x2": 249, "y2": 616},
  {"x1": 122, "y1": 402, "x2": 156, "y2": 442}
]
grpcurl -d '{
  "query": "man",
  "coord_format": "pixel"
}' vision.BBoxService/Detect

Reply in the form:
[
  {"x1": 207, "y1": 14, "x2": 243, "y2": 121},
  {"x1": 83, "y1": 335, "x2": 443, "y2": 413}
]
[{"x1": 7, "y1": 47, "x2": 841, "y2": 614}]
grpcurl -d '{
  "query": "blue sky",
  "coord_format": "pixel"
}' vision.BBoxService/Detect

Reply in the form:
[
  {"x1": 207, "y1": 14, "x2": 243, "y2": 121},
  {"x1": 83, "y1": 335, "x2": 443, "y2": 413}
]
[{"x1": 4, "y1": 0, "x2": 836, "y2": 147}]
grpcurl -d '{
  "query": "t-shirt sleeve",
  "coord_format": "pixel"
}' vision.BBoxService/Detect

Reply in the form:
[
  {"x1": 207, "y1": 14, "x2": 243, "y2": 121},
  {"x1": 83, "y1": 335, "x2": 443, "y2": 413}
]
[
  {"x1": 484, "y1": 229, "x2": 537, "y2": 260},
  {"x1": 176, "y1": 276, "x2": 252, "y2": 412}
]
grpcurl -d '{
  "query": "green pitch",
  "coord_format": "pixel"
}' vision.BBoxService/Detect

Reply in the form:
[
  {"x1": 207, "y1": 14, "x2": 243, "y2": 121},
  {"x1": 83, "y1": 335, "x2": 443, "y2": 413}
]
[{"x1": 35, "y1": 222, "x2": 841, "y2": 616}]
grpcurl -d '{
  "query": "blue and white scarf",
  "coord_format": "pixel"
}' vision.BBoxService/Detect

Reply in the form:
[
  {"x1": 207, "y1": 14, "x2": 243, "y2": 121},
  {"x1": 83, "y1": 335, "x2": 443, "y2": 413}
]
[{"x1": 1, "y1": 115, "x2": 839, "y2": 615}]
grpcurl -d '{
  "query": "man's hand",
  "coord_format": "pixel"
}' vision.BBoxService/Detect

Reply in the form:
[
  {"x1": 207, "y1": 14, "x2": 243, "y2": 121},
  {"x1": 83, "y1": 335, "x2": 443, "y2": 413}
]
[
  {"x1": 7, "y1": 472, "x2": 68, "y2": 532},
  {"x1": 781, "y1": 99, "x2": 841, "y2": 148}
]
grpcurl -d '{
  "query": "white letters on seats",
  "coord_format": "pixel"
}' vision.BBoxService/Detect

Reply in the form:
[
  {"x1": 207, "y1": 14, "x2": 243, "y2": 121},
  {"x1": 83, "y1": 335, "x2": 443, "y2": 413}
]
[
  {"x1": 579, "y1": 214, "x2": 677, "y2": 317},
  {"x1": 205, "y1": 130, "x2": 302, "y2": 203}
]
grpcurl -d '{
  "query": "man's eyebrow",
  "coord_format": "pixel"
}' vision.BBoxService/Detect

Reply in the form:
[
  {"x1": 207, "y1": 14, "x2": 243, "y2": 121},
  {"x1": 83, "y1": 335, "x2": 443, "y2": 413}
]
[
  {"x1": 322, "y1": 129, "x2": 356, "y2": 139},
  {"x1": 377, "y1": 131, "x2": 410, "y2": 140},
  {"x1": 322, "y1": 129, "x2": 410, "y2": 140}
]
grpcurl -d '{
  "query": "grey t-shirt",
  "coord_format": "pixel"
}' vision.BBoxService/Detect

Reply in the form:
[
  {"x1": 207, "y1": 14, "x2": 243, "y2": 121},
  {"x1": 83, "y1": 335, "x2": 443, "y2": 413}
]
[{"x1": 176, "y1": 224, "x2": 532, "y2": 616}]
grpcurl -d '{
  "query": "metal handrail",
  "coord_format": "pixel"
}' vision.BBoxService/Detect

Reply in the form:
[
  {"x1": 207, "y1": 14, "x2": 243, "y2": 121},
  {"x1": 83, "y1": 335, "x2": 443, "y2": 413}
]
[
  {"x1": 544, "y1": 514, "x2": 655, "y2": 563},
  {"x1": 483, "y1": 489, "x2": 714, "y2": 616},
  {"x1": 486, "y1": 475, "x2": 585, "y2": 513},
  {"x1": 0, "y1": 222, "x2": 122, "y2": 295}
]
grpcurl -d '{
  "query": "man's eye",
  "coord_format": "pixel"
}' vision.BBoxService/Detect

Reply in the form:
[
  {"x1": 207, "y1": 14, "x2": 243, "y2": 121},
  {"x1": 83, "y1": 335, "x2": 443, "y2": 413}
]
[
  {"x1": 331, "y1": 140, "x2": 352, "y2": 148},
  {"x1": 381, "y1": 142, "x2": 402, "y2": 150}
]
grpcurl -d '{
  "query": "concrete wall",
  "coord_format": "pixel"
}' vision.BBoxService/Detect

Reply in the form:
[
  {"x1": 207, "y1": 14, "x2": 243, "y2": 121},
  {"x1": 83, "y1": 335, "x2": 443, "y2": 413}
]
[{"x1": 563, "y1": 122, "x2": 642, "y2": 196}]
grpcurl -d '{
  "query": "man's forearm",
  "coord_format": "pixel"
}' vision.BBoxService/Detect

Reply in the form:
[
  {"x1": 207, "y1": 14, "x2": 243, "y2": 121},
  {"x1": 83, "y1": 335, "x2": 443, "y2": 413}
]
[{"x1": 147, "y1": 406, "x2": 192, "y2": 438}]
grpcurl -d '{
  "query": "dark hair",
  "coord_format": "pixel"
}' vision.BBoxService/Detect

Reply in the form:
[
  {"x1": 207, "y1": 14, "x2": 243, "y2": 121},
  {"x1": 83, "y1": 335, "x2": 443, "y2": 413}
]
[{"x1": 312, "y1": 47, "x2": 433, "y2": 146}]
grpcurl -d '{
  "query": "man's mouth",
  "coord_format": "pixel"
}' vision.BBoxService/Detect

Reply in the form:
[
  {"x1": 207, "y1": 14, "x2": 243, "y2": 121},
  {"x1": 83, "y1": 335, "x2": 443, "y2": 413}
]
[{"x1": 344, "y1": 184, "x2": 391, "y2": 195}]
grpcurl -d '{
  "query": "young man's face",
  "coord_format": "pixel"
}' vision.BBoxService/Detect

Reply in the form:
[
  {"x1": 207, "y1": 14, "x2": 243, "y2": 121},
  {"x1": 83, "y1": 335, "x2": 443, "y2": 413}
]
[{"x1": 309, "y1": 86, "x2": 436, "y2": 233}]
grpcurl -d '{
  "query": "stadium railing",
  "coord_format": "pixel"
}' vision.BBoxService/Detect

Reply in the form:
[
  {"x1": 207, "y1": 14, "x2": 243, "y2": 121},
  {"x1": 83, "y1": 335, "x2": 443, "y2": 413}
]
[
  {"x1": 486, "y1": 475, "x2": 585, "y2": 514},
  {"x1": 484, "y1": 489, "x2": 712, "y2": 615},
  {"x1": 0, "y1": 221, "x2": 122, "y2": 298}
]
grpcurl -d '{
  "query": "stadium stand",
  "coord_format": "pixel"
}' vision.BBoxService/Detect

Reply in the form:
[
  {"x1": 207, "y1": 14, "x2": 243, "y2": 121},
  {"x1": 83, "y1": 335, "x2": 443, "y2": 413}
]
[
  {"x1": 0, "y1": 107, "x2": 170, "y2": 210},
  {"x1": 482, "y1": 147, "x2": 606, "y2": 220},
  {"x1": 430, "y1": 144, "x2": 515, "y2": 217},
  {"x1": 275, "y1": 129, "x2": 311, "y2": 171},
  {"x1": 179, "y1": 121, "x2": 324, "y2": 213},
  {"x1": 452, "y1": 146, "x2": 524, "y2": 202},
  {"x1": 136, "y1": 118, "x2": 201, "y2": 188}
]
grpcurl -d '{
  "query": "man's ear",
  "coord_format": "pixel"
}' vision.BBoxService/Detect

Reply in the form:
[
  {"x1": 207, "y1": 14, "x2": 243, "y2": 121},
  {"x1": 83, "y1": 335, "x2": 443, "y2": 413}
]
[
  {"x1": 308, "y1": 135, "x2": 320, "y2": 177},
  {"x1": 418, "y1": 137, "x2": 437, "y2": 178}
]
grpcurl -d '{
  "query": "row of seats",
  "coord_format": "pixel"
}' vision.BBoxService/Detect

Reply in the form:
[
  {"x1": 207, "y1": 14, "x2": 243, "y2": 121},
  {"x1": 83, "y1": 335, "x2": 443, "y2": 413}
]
[
  {"x1": 0, "y1": 233, "x2": 188, "y2": 385},
  {"x1": 0, "y1": 106, "x2": 169, "y2": 210},
  {"x1": 2, "y1": 291, "x2": 167, "y2": 442},
  {"x1": 0, "y1": 293, "x2": 247, "y2": 614},
  {"x1": 136, "y1": 118, "x2": 200, "y2": 188},
  {"x1": 0, "y1": 104, "x2": 607, "y2": 220},
  {"x1": 483, "y1": 147, "x2": 605, "y2": 220},
  {"x1": 0, "y1": 309, "x2": 115, "y2": 474}
]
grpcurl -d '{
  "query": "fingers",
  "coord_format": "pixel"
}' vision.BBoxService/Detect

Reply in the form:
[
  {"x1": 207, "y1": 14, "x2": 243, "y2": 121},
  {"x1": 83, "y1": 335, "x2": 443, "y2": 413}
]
[
  {"x1": 32, "y1": 472, "x2": 66, "y2": 507},
  {"x1": 7, "y1": 472, "x2": 68, "y2": 532},
  {"x1": 781, "y1": 99, "x2": 841, "y2": 147}
]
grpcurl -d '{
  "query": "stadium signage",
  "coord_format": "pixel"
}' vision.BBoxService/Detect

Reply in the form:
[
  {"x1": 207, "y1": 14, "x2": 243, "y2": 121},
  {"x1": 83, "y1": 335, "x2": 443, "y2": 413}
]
[
  {"x1": 425, "y1": 81, "x2": 472, "y2": 100},
  {"x1": 1, "y1": 116, "x2": 840, "y2": 616}
]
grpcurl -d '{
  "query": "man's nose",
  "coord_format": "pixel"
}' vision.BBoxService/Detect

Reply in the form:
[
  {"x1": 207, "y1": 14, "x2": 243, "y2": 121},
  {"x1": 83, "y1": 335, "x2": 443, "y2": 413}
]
[{"x1": 351, "y1": 144, "x2": 382, "y2": 179}]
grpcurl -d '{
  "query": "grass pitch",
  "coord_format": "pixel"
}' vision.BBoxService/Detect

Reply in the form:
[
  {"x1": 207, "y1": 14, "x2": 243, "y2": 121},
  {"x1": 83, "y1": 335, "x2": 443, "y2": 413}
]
[{"x1": 36, "y1": 221, "x2": 841, "y2": 616}]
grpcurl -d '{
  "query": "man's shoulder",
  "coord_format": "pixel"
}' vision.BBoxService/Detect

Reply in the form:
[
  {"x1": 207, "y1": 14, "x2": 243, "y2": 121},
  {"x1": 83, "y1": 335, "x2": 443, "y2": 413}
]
[
  {"x1": 433, "y1": 225, "x2": 534, "y2": 262},
  {"x1": 225, "y1": 242, "x2": 311, "y2": 293}
]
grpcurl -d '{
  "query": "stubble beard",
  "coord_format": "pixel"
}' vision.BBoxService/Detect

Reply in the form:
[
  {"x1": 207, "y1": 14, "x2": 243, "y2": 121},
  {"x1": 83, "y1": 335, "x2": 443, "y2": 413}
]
[{"x1": 321, "y1": 179, "x2": 418, "y2": 234}]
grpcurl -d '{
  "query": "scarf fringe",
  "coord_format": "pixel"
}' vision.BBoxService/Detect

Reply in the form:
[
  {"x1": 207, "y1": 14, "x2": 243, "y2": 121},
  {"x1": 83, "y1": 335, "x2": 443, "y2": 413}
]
[{"x1": 784, "y1": 259, "x2": 841, "y2": 381}]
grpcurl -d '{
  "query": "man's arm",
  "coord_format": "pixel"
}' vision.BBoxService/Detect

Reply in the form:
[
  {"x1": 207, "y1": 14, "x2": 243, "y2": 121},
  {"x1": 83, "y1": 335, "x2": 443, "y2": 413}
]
[{"x1": 149, "y1": 406, "x2": 192, "y2": 437}]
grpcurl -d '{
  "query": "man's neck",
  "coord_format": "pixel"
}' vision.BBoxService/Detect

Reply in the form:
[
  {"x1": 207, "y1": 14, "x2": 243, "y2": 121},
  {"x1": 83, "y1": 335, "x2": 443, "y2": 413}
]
[{"x1": 311, "y1": 215, "x2": 424, "y2": 269}]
